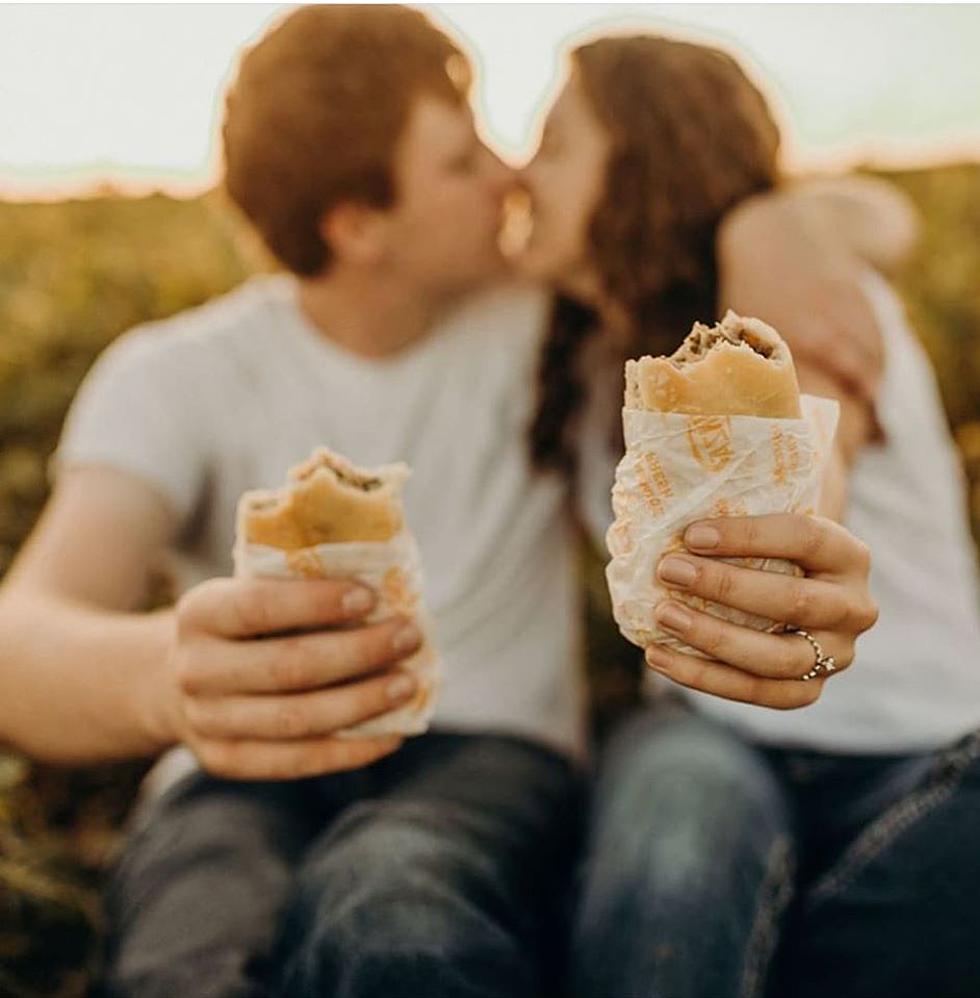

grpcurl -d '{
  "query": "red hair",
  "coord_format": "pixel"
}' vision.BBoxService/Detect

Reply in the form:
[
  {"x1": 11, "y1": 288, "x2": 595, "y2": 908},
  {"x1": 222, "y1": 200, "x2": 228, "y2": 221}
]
[{"x1": 222, "y1": 5, "x2": 470, "y2": 276}]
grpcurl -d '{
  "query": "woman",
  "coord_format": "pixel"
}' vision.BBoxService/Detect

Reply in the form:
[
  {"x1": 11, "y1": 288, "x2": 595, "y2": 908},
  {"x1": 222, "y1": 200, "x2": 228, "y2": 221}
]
[{"x1": 519, "y1": 34, "x2": 980, "y2": 998}]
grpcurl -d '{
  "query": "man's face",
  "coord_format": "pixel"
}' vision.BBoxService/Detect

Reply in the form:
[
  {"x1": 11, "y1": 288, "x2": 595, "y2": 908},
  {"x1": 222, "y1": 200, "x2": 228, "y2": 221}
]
[{"x1": 382, "y1": 95, "x2": 514, "y2": 299}]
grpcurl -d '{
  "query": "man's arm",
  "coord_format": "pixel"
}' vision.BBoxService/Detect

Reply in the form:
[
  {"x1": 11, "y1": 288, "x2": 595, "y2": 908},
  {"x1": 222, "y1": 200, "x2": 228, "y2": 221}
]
[
  {"x1": 0, "y1": 467, "x2": 420, "y2": 773},
  {"x1": 796, "y1": 361, "x2": 875, "y2": 522},
  {"x1": 0, "y1": 467, "x2": 178, "y2": 760},
  {"x1": 718, "y1": 175, "x2": 918, "y2": 406},
  {"x1": 776, "y1": 175, "x2": 920, "y2": 277}
]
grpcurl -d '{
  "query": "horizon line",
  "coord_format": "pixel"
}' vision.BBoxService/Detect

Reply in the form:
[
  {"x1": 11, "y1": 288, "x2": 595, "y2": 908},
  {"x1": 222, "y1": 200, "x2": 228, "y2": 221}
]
[{"x1": 2, "y1": 142, "x2": 979, "y2": 205}]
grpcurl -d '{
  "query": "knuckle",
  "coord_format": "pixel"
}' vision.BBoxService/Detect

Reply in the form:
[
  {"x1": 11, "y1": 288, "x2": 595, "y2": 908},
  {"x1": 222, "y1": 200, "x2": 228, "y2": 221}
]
[
  {"x1": 685, "y1": 659, "x2": 711, "y2": 691},
  {"x1": 859, "y1": 598, "x2": 879, "y2": 632},
  {"x1": 270, "y1": 650, "x2": 310, "y2": 691},
  {"x1": 840, "y1": 594, "x2": 874, "y2": 633},
  {"x1": 178, "y1": 579, "x2": 225, "y2": 632},
  {"x1": 234, "y1": 586, "x2": 273, "y2": 636},
  {"x1": 181, "y1": 698, "x2": 212, "y2": 737},
  {"x1": 800, "y1": 519, "x2": 828, "y2": 562},
  {"x1": 711, "y1": 565, "x2": 736, "y2": 605},
  {"x1": 787, "y1": 582, "x2": 813, "y2": 622},
  {"x1": 368, "y1": 623, "x2": 401, "y2": 666},
  {"x1": 741, "y1": 675, "x2": 764, "y2": 703},
  {"x1": 174, "y1": 596, "x2": 193, "y2": 634},
  {"x1": 174, "y1": 652, "x2": 203, "y2": 696},
  {"x1": 328, "y1": 630, "x2": 375, "y2": 680},
  {"x1": 853, "y1": 539, "x2": 873, "y2": 575},
  {"x1": 741, "y1": 516, "x2": 762, "y2": 550},
  {"x1": 696, "y1": 618, "x2": 725, "y2": 659},
  {"x1": 268, "y1": 634, "x2": 314, "y2": 689},
  {"x1": 354, "y1": 681, "x2": 387, "y2": 718},
  {"x1": 273, "y1": 701, "x2": 311, "y2": 739},
  {"x1": 174, "y1": 590, "x2": 202, "y2": 637},
  {"x1": 828, "y1": 593, "x2": 855, "y2": 630}
]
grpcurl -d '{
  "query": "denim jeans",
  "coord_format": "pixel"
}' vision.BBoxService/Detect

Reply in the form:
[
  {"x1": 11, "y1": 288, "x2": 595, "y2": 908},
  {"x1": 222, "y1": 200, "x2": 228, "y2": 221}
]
[
  {"x1": 100, "y1": 733, "x2": 580, "y2": 998},
  {"x1": 571, "y1": 698, "x2": 980, "y2": 998}
]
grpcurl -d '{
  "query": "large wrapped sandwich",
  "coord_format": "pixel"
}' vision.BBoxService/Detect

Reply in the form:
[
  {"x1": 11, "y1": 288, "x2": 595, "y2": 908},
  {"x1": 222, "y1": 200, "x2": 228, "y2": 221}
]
[
  {"x1": 234, "y1": 447, "x2": 439, "y2": 737},
  {"x1": 606, "y1": 311, "x2": 839, "y2": 654}
]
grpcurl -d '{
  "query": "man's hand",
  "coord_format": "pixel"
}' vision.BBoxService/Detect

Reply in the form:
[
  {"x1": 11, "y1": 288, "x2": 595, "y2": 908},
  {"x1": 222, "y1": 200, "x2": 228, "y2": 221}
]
[
  {"x1": 717, "y1": 177, "x2": 915, "y2": 407},
  {"x1": 168, "y1": 577, "x2": 422, "y2": 780}
]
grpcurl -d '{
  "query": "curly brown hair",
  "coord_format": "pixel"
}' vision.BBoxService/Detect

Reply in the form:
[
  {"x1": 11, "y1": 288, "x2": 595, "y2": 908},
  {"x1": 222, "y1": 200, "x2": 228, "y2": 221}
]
[
  {"x1": 530, "y1": 34, "x2": 781, "y2": 476},
  {"x1": 222, "y1": 5, "x2": 470, "y2": 276}
]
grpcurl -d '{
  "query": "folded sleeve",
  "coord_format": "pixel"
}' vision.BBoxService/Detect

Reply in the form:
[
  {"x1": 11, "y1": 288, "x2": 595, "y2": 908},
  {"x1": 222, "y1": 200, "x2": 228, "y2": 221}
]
[{"x1": 51, "y1": 325, "x2": 210, "y2": 525}]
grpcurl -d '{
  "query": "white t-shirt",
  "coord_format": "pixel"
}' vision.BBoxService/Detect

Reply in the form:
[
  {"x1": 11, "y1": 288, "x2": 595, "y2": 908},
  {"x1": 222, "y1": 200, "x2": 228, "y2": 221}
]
[
  {"x1": 580, "y1": 273, "x2": 980, "y2": 754},
  {"x1": 54, "y1": 275, "x2": 587, "y2": 759}
]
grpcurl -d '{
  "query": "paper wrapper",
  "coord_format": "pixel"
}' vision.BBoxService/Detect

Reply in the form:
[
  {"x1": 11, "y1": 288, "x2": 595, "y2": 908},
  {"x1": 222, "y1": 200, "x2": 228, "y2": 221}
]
[
  {"x1": 605, "y1": 394, "x2": 840, "y2": 654},
  {"x1": 233, "y1": 529, "x2": 440, "y2": 738}
]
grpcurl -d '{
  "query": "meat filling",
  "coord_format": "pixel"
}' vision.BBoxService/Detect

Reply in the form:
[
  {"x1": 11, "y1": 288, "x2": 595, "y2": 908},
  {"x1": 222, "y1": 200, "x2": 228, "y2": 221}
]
[{"x1": 672, "y1": 315, "x2": 776, "y2": 368}]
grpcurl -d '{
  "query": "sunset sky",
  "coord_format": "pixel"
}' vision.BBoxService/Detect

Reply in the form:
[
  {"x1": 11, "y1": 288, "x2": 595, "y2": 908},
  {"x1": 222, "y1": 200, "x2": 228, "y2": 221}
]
[{"x1": 1, "y1": 3, "x2": 978, "y2": 197}]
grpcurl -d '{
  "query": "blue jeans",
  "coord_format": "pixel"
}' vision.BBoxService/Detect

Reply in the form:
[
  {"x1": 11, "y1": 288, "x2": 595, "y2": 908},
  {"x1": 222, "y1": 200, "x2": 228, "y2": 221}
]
[
  {"x1": 571, "y1": 698, "x2": 980, "y2": 998},
  {"x1": 100, "y1": 733, "x2": 580, "y2": 998}
]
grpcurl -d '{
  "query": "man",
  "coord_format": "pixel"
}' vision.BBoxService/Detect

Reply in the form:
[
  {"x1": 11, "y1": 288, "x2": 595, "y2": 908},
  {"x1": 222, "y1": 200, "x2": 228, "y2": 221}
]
[{"x1": 0, "y1": 6, "x2": 911, "y2": 995}]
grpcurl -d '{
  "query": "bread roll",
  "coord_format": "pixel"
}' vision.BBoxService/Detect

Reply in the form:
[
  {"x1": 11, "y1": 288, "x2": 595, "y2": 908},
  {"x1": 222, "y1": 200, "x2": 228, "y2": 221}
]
[
  {"x1": 624, "y1": 310, "x2": 801, "y2": 419},
  {"x1": 239, "y1": 448, "x2": 409, "y2": 550}
]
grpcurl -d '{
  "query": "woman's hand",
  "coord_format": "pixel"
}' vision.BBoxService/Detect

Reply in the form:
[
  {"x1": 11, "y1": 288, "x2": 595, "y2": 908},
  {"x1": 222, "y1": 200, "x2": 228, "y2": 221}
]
[{"x1": 644, "y1": 513, "x2": 878, "y2": 709}]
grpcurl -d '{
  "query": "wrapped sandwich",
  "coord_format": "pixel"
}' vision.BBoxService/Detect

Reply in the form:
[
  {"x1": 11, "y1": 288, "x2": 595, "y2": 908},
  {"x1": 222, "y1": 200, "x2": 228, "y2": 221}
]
[
  {"x1": 606, "y1": 311, "x2": 839, "y2": 654},
  {"x1": 234, "y1": 447, "x2": 439, "y2": 737}
]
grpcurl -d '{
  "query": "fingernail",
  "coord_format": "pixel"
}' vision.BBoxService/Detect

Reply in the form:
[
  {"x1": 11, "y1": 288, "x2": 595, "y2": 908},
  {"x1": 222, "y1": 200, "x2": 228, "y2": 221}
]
[
  {"x1": 656, "y1": 602, "x2": 691, "y2": 635},
  {"x1": 685, "y1": 524, "x2": 720, "y2": 551},
  {"x1": 645, "y1": 644, "x2": 671, "y2": 673},
  {"x1": 392, "y1": 623, "x2": 421, "y2": 655},
  {"x1": 387, "y1": 672, "x2": 417, "y2": 702},
  {"x1": 343, "y1": 587, "x2": 373, "y2": 615},
  {"x1": 658, "y1": 556, "x2": 698, "y2": 587}
]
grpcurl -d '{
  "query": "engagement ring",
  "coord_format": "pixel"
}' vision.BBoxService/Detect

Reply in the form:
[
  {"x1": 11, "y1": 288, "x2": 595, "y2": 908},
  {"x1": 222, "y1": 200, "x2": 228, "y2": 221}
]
[{"x1": 788, "y1": 627, "x2": 837, "y2": 682}]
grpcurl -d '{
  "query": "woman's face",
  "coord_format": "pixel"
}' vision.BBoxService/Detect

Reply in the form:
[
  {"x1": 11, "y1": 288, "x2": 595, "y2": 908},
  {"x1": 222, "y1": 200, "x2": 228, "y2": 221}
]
[{"x1": 517, "y1": 72, "x2": 611, "y2": 304}]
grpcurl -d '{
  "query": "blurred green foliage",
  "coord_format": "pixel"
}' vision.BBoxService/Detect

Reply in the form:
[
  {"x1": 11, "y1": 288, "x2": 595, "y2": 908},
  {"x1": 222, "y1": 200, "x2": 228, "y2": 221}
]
[
  {"x1": 879, "y1": 166, "x2": 980, "y2": 539},
  {"x1": 1, "y1": 165, "x2": 979, "y2": 993},
  {"x1": 0, "y1": 189, "x2": 271, "y2": 996},
  {"x1": 0, "y1": 191, "x2": 272, "y2": 581}
]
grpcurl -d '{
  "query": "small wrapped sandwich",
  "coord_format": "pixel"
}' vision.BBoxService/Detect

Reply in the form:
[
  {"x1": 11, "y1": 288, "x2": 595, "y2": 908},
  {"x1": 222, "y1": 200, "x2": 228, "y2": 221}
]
[
  {"x1": 606, "y1": 311, "x2": 839, "y2": 653},
  {"x1": 234, "y1": 447, "x2": 439, "y2": 738}
]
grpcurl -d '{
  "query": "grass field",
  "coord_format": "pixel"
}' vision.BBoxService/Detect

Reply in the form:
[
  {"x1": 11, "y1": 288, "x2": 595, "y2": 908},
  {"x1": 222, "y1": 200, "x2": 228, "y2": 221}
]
[{"x1": 1, "y1": 165, "x2": 979, "y2": 995}]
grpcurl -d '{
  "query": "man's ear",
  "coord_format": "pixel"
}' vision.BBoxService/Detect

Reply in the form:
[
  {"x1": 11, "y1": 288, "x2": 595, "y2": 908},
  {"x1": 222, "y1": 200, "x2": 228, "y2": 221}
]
[{"x1": 319, "y1": 201, "x2": 390, "y2": 266}]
